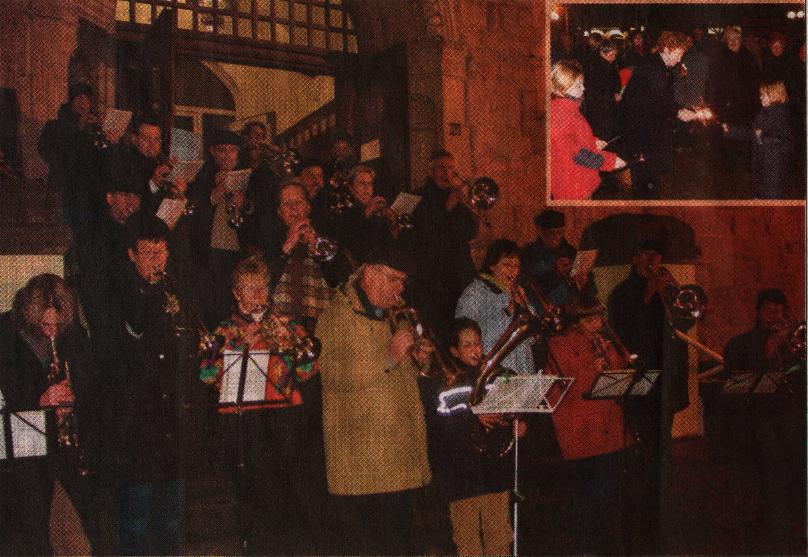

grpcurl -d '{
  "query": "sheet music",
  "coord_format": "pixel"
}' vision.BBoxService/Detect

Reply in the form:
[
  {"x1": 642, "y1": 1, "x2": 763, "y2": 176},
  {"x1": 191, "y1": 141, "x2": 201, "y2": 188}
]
[
  {"x1": 219, "y1": 349, "x2": 272, "y2": 404},
  {"x1": 471, "y1": 374, "x2": 560, "y2": 414},
  {"x1": 390, "y1": 193, "x2": 421, "y2": 216},
  {"x1": 590, "y1": 370, "x2": 634, "y2": 397},
  {"x1": 102, "y1": 109, "x2": 132, "y2": 136},
  {"x1": 753, "y1": 372, "x2": 787, "y2": 394},
  {"x1": 168, "y1": 159, "x2": 204, "y2": 184},
  {"x1": 223, "y1": 169, "x2": 253, "y2": 192},
  {"x1": 170, "y1": 129, "x2": 204, "y2": 161},
  {"x1": 156, "y1": 198, "x2": 187, "y2": 230},
  {"x1": 571, "y1": 248, "x2": 597, "y2": 278},
  {"x1": 721, "y1": 372, "x2": 757, "y2": 394},
  {"x1": 628, "y1": 370, "x2": 661, "y2": 395},
  {"x1": 6, "y1": 411, "x2": 48, "y2": 458}
]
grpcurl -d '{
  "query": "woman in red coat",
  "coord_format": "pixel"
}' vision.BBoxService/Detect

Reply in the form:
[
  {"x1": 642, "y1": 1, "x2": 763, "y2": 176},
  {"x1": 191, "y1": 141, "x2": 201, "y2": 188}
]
[
  {"x1": 550, "y1": 59, "x2": 625, "y2": 199},
  {"x1": 546, "y1": 296, "x2": 634, "y2": 554}
]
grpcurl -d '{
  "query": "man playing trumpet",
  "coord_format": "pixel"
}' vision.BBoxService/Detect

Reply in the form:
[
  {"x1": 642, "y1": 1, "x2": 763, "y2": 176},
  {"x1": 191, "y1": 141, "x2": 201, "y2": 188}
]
[{"x1": 317, "y1": 245, "x2": 432, "y2": 555}]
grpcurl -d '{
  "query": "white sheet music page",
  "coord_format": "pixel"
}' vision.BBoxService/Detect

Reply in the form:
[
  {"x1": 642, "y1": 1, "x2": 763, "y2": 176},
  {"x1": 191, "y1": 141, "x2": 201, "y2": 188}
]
[
  {"x1": 219, "y1": 349, "x2": 271, "y2": 404},
  {"x1": 390, "y1": 193, "x2": 421, "y2": 216},
  {"x1": 11, "y1": 410, "x2": 48, "y2": 458},
  {"x1": 471, "y1": 374, "x2": 559, "y2": 414}
]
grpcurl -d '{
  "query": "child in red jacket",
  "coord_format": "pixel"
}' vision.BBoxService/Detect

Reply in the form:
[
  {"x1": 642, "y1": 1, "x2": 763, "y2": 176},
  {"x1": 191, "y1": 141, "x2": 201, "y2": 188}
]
[{"x1": 550, "y1": 59, "x2": 625, "y2": 199}]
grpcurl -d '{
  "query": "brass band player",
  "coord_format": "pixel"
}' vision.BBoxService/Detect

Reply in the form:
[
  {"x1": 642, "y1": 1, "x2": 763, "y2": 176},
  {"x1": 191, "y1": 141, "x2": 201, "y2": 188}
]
[
  {"x1": 316, "y1": 247, "x2": 432, "y2": 555},
  {"x1": 720, "y1": 289, "x2": 805, "y2": 553},
  {"x1": 0, "y1": 274, "x2": 98, "y2": 555},
  {"x1": 545, "y1": 296, "x2": 634, "y2": 555},
  {"x1": 199, "y1": 256, "x2": 321, "y2": 555},
  {"x1": 432, "y1": 318, "x2": 526, "y2": 557}
]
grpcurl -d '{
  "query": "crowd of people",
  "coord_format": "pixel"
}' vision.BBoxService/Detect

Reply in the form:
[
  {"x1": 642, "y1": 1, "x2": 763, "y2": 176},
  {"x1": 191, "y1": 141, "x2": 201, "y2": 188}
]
[
  {"x1": 550, "y1": 25, "x2": 806, "y2": 199},
  {"x1": 0, "y1": 78, "x2": 804, "y2": 556}
]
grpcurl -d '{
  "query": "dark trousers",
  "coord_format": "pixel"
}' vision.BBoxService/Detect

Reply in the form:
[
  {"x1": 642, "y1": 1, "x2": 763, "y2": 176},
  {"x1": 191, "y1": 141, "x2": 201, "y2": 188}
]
[
  {"x1": 118, "y1": 479, "x2": 185, "y2": 555},
  {"x1": 630, "y1": 160, "x2": 661, "y2": 200},
  {"x1": 222, "y1": 406, "x2": 319, "y2": 555},
  {"x1": 569, "y1": 450, "x2": 627, "y2": 555},
  {"x1": 333, "y1": 489, "x2": 418, "y2": 556},
  {"x1": 0, "y1": 462, "x2": 53, "y2": 556}
]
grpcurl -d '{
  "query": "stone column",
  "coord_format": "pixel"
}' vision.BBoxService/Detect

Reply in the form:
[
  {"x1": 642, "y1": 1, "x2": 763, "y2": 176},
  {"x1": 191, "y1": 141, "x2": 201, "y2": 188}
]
[{"x1": 0, "y1": 0, "x2": 80, "y2": 179}]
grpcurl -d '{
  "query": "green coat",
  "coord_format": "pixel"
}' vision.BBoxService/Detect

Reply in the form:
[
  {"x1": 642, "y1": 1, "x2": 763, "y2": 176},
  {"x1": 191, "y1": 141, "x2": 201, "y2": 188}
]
[{"x1": 316, "y1": 274, "x2": 432, "y2": 496}]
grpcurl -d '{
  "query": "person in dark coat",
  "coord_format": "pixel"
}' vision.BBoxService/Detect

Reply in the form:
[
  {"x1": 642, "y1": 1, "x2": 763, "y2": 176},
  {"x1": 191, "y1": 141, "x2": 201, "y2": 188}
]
[
  {"x1": 707, "y1": 26, "x2": 761, "y2": 172},
  {"x1": 0, "y1": 274, "x2": 107, "y2": 555},
  {"x1": 760, "y1": 32, "x2": 802, "y2": 106},
  {"x1": 620, "y1": 31, "x2": 696, "y2": 199},
  {"x1": 112, "y1": 118, "x2": 163, "y2": 210},
  {"x1": 607, "y1": 239, "x2": 689, "y2": 554},
  {"x1": 187, "y1": 129, "x2": 252, "y2": 328},
  {"x1": 722, "y1": 289, "x2": 806, "y2": 554},
  {"x1": 520, "y1": 209, "x2": 575, "y2": 281},
  {"x1": 324, "y1": 164, "x2": 399, "y2": 267},
  {"x1": 405, "y1": 150, "x2": 480, "y2": 338},
  {"x1": 112, "y1": 214, "x2": 190, "y2": 555},
  {"x1": 38, "y1": 82, "x2": 105, "y2": 231},
  {"x1": 621, "y1": 30, "x2": 646, "y2": 69},
  {"x1": 722, "y1": 80, "x2": 795, "y2": 199},
  {"x1": 430, "y1": 318, "x2": 518, "y2": 557},
  {"x1": 583, "y1": 39, "x2": 622, "y2": 142}
]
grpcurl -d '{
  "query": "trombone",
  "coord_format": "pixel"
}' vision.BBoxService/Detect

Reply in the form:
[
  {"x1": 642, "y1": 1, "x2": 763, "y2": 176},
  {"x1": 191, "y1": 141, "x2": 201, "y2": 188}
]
[{"x1": 452, "y1": 173, "x2": 500, "y2": 210}]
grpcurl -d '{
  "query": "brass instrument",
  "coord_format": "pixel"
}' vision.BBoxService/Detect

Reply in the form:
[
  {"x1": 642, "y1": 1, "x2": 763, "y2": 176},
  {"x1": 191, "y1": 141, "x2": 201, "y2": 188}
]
[
  {"x1": 155, "y1": 271, "x2": 218, "y2": 356},
  {"x1": 387, "y1": 304, "x2": 462, "y2": 386},
  {"x1": 253, "y1": 308, "x2": 322, "y2": 365},
  {"x1": 647, "y1": 265, "x2": 707, "y2": 330},
  {"x1": 48, "y1": 336, "x2": 90, "y2": 475},
  {"x1": 225, "y1": 179, "x2": 254, "y2": 230},
  {"x1": 326, "y1": 169, "x2": 355, "y2": 215},
  {"x1": 369, "y1": 199, "x2": 415, "y2": 232},
  {"x1": 267, "y1": 146, "x2": 301, "y2": 177},
  {"x1": 453, "y1": 174, "x2": 500, "y2": 210},
  {"x1": 297, "y1": 221, "x2": 339, "y2": 262},
  {"x1": 788, "y1": 321, "x2": 807, "y2": 356}
]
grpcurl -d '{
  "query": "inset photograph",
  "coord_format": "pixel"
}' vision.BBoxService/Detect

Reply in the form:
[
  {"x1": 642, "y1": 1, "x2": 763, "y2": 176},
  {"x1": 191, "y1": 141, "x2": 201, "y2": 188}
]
[{"x1": 548, "y1": 2, "x2": 806, "y2": 201}]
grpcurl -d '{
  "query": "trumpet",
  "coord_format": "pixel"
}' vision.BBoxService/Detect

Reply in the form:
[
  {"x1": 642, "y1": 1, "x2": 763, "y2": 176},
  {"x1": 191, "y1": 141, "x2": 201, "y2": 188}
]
[
  {"x1": 253, "y1": 308, "x2": 323, "y2": 365},
  {"x1": 369, "y1": 199, "x2": 414, "y2": 232},
  {"x1": 387, "y1": 304, "x2": 463, "y2": 386},
  {"x1": 48, "y1": 336, "x2": 90, "y2": 475},
  {"x1": 267, "y1": 146, "x2": 301, "y2": 177},
  {"x1": 224, "y1": 180, "x2": 254, "y2": 230},
  {"x1": 298, "y1": 222, "x2": 339, "y2": 262},
  {"x1": 326, "y1": 169, "x2": 355, "y2": 216},
  {"x1": 452, "y1": 174, "x2": 499, "y2": 210}
]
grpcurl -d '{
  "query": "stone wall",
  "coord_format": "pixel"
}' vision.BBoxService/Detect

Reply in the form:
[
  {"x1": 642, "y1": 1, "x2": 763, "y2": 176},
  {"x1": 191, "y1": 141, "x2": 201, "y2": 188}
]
[{"x1": 0, "y1": 0, "x2": 117, "y2": 179}]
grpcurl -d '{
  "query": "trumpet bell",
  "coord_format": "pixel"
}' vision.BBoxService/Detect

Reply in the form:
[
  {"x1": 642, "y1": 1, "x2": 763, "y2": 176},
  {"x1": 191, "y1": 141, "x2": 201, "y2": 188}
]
[
  {"x1": 788, "y1": 321, "x2": 807, "y2": 356},
  {"x1": 671, "y1": 284, "x2": 707, "y2": 326},
  {"x1": 311, "y1": 236, "x2": 338, "y2": 262},
  {"x1": 469, "y1": 177, "x2": 499, "y2": 210}
]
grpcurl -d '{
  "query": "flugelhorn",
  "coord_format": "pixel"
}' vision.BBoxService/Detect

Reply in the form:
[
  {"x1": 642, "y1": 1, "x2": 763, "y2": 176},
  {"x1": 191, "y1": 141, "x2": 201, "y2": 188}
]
[{"x1": 387, "y1": 304, "x2": 462, "y2": 386}]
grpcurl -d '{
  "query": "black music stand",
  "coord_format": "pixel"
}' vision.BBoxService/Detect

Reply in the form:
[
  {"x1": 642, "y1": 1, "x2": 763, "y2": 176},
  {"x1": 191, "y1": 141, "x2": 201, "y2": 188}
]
[
  {"x1": 1, "y1": 407, "x2": 52, "y2": 464},
  {"x1": 583, "y1": 369, "x2": 663, "y2": 400},
  {"x1": 217, "y1": 347, "x2": 274, "y2": 553},
  {"x1": 720, "y1": 371, "x2": 791, "y2": 395},
  {"x1": 471, "y1": 374, "x2": 574, "y2": 557}
]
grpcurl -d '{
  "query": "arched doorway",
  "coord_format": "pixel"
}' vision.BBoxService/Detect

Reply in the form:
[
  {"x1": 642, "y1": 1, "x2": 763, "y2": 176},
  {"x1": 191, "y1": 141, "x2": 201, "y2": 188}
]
[{"x1": 112, "y1": 0, "x2": 425, "y2": 197}]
